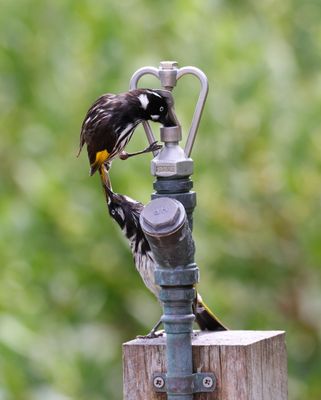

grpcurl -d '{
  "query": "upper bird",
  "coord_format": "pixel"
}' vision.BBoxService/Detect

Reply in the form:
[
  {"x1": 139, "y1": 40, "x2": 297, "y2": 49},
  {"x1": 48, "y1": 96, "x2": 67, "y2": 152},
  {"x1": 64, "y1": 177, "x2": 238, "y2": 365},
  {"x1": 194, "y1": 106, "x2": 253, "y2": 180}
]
[{"x1": 78, "y1": 89, "x2": 178, "y2": 176}]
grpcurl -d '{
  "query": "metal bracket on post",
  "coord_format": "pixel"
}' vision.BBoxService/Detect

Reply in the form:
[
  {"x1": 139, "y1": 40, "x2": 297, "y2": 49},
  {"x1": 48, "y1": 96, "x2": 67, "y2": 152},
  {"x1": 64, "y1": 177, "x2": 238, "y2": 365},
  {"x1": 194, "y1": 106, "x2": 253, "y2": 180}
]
[{"x1": 153, "y1": 372, "x2": 216, "y2": 394}]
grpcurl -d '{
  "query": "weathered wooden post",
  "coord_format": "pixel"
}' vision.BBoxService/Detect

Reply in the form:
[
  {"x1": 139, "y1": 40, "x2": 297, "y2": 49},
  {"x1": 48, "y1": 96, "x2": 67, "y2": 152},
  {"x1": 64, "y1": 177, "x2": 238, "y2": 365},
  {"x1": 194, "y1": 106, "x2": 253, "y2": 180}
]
[
  {"x1": 123, "y1": 330, "x2": 287, "y2": 399},
  {"x1": 123, "y1": 62, "x2": 288, "y2": 399}
]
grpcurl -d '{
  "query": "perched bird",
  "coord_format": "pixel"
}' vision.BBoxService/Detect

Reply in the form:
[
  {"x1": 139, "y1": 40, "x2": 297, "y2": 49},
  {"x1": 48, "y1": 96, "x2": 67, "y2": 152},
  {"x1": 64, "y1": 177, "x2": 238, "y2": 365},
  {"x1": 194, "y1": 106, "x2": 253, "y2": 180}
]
[
  {"x1": 100, "y1": 168, "x2": 227, "y2": 336},
  {"x1": 78, "y1": 89, "x2": 178, "y2": 177}
]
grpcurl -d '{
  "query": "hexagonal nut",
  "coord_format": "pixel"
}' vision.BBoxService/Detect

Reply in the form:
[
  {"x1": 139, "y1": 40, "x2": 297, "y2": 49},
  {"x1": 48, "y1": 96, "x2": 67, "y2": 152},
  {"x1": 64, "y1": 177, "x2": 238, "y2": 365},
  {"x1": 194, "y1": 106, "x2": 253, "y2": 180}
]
[
  {"x1": 151, "y1": 159, "x2": 194, "y2": 177},
  {"x1": 141, "y1": 197, "x2": 181, "y2": 230}
]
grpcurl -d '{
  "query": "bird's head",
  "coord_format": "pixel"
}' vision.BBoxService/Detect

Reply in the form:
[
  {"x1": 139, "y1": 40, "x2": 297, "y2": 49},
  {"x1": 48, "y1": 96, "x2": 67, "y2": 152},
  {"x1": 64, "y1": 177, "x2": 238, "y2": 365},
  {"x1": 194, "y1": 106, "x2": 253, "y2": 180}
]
[
  {"x1": 104, "y1": 181, "x2": 143, "y2": 231},
  {"x1": 136, "y1": 89, "x2": 179, "y2": 127}
]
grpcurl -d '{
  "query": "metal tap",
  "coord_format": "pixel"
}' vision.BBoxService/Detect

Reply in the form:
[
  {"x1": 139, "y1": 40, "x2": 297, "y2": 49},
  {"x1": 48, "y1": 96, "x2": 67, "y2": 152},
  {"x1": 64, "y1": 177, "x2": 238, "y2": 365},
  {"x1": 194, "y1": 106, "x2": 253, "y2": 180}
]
[{"x1": 130, "y1": 61, "x2": 209, "y2": 229}]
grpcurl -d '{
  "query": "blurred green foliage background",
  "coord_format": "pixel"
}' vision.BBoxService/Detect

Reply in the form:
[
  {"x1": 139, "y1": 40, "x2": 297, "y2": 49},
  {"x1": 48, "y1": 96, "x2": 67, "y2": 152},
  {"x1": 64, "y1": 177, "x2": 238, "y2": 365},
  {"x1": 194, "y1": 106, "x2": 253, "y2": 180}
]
[{"x1": 1, "y1": 0, "x2": 320, "y2": 399}]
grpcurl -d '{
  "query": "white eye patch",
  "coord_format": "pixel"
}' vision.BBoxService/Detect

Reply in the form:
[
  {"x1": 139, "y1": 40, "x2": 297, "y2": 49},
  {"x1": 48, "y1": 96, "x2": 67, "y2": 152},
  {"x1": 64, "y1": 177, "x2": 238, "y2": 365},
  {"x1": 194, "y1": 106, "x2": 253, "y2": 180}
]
[{"x1": 138, "y1": 94, "x2": 149, "y2": 110}]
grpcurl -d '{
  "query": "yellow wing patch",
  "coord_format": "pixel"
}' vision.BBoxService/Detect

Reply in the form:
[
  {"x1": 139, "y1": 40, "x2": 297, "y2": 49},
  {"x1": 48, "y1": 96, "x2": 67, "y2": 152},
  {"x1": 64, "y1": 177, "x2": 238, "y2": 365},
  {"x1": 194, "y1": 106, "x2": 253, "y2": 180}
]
[
  {"x1": 90, "y1": 149, "x2": 110, "y2": 176},
  {"x1": 95, "y1": 149, "x2": 109, "y2": 164}
]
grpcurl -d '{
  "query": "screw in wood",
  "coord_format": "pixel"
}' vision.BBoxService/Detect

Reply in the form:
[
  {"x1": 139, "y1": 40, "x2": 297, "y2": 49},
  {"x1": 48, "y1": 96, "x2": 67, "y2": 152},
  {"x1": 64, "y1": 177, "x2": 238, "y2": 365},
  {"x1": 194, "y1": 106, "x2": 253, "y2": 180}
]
[
  {"x1": 153, "y1": 376, "x2": 165, "y2": 389},
  {"x1": 202, "y1": 376, "x2": 214, "y2": 389}
]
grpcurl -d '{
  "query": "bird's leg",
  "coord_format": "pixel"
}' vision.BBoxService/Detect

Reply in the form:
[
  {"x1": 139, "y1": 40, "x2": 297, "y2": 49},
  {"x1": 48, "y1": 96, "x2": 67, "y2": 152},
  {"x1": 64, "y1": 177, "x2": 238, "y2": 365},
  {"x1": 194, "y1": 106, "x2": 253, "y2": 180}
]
[
  {"x1": 119, "y1": 141, "x2": 162, "y2": 160},
  {"x1": 136, "y1": 318, "x2": 164, "y2": 339}
]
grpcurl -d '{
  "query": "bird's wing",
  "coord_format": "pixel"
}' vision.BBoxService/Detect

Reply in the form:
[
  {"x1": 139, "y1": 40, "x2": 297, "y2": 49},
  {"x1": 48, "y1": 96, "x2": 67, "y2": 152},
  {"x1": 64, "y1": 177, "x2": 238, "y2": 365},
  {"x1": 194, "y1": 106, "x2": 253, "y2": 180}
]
[{"x1": 77, "y1": 93, "x2": 116, "y2": 157}]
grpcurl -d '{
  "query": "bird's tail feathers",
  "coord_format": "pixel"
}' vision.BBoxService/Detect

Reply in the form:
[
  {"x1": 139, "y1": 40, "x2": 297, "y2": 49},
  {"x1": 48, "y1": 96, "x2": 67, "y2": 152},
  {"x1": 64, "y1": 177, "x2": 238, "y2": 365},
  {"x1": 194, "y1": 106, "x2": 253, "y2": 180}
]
[
  {"x1": 76, "y1": 134, "x2": 85, "y2": 158},
  {"x1": 195, "y1": 293, "x2": 228, "y2": 331},
  {"x1": 76, "y1": 145, "x2": 83, "y2": 158}
]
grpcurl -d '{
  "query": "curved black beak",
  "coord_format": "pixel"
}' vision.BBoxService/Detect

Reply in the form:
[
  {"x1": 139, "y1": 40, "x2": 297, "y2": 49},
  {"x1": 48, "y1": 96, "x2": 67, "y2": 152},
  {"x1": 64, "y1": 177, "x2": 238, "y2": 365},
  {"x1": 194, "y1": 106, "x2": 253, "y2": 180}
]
[
  {"x1": 99, "y1": 164, "x2": 114, "y2": 203},
  {"x1": 160, "y1": 106, "x2": 180, "y2": 127},
  {"x1": 104, "y1": 181, "x2": 114, "y2": 200}
]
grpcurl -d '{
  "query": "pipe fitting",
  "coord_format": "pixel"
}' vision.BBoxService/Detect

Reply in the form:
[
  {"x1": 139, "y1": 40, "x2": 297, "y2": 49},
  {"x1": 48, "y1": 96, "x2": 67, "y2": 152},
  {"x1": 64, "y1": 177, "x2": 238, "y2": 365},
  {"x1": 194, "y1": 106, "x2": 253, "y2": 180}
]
[
  {"x1": 141, "y1": 197, "x2": 184, "y2": 234},
  {"x1": 151, "y1": 126, "x2": 193, "y2": 178},
  {"x1": 140, "y1": 198, "x2": 195, "y2": 269},
  {"x1": 159, "y1": 61, "x2": 179, "y2": 90}
]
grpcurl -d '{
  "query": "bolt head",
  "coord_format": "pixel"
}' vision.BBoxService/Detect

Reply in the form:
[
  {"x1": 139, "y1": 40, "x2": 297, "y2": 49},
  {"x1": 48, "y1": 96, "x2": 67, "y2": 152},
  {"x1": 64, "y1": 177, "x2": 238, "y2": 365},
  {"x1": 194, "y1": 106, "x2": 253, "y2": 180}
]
[
  {"x1": 153, "y1": 376, "x2": 165, "y2": 388},
  {"x1": 142, "y1": 198, "x2": 181, "y2": 230},
  {"x1": 202, "y1": 376, "x2": 214, "y2": 388},
  {"x1": 159, "y1": 61, "x2": 178, "y2": 70}
]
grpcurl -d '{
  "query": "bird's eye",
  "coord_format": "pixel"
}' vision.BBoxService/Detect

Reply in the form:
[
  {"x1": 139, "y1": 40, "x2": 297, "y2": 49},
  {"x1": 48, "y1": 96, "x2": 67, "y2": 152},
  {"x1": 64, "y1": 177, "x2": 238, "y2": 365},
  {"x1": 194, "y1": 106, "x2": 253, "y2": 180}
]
[
  {"x1": 159, "y1": 106, "x2": 164, "y2": 112},
  {"x1": 111, "y1": 209, "x2": 116, "y2": 216}
]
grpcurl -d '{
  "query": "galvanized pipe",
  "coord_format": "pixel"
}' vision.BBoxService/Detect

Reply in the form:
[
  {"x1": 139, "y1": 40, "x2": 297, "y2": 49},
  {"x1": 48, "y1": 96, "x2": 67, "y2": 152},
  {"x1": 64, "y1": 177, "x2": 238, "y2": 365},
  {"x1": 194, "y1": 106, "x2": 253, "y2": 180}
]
[
  {"x1": 151, "y1": 125, "x2": 196, "y2": 230},
  {"x1": 140, "y1": 198, "x2": 199, "y2": 399},
  {"x1": 130, "y1": 62, "x2": 211, "y2": 398}
]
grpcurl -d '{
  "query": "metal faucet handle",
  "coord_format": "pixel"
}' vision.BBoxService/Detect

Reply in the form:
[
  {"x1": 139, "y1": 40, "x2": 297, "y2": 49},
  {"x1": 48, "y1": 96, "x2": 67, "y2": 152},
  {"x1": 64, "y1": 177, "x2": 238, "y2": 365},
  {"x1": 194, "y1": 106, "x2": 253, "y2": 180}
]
[
  {"x1": 129, "y1": 61, "x2": 208, "y2": 158},
  {"x1": 177, "y1": 66, "x2": 209, "y2": 157}
]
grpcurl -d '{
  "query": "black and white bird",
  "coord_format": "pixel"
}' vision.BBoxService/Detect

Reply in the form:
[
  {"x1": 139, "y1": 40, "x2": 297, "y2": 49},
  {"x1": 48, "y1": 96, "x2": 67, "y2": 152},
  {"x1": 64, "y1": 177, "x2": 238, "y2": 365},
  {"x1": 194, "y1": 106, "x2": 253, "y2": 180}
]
[
  {"x1": 101, "y1": 168, "x2": 227, "y2": 336},
  {"x1": 78, "y1": 89, "x2": 178, "y2": 177}
]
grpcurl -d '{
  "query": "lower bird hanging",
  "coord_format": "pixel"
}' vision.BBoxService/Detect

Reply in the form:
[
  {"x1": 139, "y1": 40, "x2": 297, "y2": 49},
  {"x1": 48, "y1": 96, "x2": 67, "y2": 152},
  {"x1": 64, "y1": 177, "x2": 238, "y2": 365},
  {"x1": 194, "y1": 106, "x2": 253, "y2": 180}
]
[{"x1": 100, "y1": 165, "x2": 227, "y2": 337}]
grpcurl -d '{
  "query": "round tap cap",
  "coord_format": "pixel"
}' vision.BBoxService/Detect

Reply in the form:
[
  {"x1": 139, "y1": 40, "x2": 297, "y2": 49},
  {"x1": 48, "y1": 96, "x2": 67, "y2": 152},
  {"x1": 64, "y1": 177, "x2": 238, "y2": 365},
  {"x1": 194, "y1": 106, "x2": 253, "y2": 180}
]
[{"x1": 141, "y1": 197, "x2": 186, "y2": 236}]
